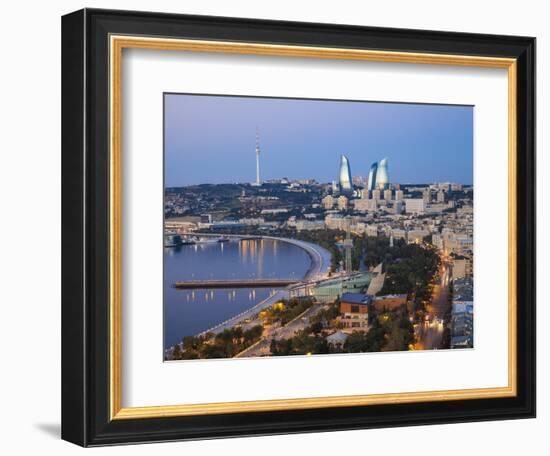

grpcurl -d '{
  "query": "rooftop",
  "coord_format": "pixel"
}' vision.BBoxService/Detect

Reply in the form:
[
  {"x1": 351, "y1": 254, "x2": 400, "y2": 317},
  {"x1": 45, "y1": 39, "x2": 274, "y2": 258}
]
[
  {"x1": 340, "y1": 293, "x2": 372, "y2": 305},
  {"x1": 453, "y1": 277, "x2": 474, "y2": 302},
  {"x1": 326, "y1": 331, "x2": 349, "y2": 343},
  {"x1": 451, "y1": 335, "x2": 473, "y2": 347},
  {"x1": 374, "y1": 294, "x2": 408, "y2": 300}
]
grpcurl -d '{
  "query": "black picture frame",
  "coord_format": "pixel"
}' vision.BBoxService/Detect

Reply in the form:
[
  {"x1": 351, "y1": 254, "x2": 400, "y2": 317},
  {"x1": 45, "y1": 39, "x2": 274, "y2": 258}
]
[{"x1": 62, "y1": 8, "x2": 536, "y2": 447}]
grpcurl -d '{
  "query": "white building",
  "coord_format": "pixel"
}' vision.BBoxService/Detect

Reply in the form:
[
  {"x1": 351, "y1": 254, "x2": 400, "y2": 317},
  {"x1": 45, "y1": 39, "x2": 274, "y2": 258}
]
[
  {"x1": 337, "y1": 195, "x2": 349, "y2": 210},
  {"x1": 366, "y1": 224, "x2": 379, "y2": 237},
  {"x1": 392, "y1": 228, "x2": 407, "y2": 240},
  {"x1": 432, "y1": 233, "x2": 444, "y2": 250},
  {"x1": 354, "y1": 198, "x2": 378, "y2": 213},
  {"x1": 393, "y1": 201, "x2": 404, "y2": 214},
  {"x1": 239, "y1": 217, "x2": 265, "y2": 225},
  {"x1": 404, "y1": 198, "x2": 426, "y2": 214},
  {"x1": 452, "y1": 255, "x2": 473, "y2": 279},
  {"x1": 322, "y1": 194, "x2": 335, "y2": 210},
  {"x1": 260, "y1": 208, "x2": 288, "y2": 215},
  {"x1": 325, "y1": 215, "x2": 346, "y2": 230},
  {"x1": 326, "y1": 331, "x2": 349, "y2": 349},
  {"x1": 295, "y1": 220, "x2": 326, "y2": 231}
]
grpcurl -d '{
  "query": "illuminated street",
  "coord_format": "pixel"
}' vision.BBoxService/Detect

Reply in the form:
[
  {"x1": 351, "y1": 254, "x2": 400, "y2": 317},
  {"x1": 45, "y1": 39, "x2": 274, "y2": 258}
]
[
  {"x1": 235, "y1": 303, "x2": 326, "y2": 357},
  {"x1": 417, "y1": 259, "x2": 451, "y2": 349},
  {"x1": 162, "y1": 94, "x2": 474, "y2": 360}
]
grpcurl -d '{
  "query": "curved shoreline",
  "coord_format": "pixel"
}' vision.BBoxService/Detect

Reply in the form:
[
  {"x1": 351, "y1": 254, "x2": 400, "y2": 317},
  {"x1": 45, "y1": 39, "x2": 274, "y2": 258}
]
[
  {"x1": 194, "y1": 236, "x2": 331, "y2": 336},
  {"x1": 260, "y1": 236, "x2": 332, "y2": 281},
  {"x1": 183, "y1": 232, "x2": 332, "y2": 281},
  {"x1": 166, "y1": 235, "x2": 332, "y2": 353}
]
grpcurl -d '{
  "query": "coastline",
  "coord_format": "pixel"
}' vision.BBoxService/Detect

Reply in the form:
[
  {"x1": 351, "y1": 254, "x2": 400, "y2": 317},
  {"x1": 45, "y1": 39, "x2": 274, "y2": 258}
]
[
  {"x1": 164, "y1": 235, "x2": 332, "y2": 356},
  {"x1": 261, "y1": 236, "x2": 332, "y2": 281}
]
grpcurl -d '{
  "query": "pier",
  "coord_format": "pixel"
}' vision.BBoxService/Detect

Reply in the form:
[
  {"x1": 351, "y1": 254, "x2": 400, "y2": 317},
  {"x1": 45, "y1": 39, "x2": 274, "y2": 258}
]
[{"x1": 173, "y1": 278, "x2": 300, "y2": 289}]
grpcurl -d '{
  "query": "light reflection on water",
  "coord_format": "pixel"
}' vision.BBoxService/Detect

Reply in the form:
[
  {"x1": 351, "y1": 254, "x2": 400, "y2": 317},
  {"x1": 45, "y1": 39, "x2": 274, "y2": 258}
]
[{"x1": 164, "y1": 239, "x2": 310, "y2": 348}]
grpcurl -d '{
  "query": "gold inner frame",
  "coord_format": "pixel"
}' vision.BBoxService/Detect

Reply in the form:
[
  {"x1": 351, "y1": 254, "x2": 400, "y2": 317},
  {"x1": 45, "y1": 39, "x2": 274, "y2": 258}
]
[{"x1": 109, "y1": 35, "x2": 518, "y2": 420}]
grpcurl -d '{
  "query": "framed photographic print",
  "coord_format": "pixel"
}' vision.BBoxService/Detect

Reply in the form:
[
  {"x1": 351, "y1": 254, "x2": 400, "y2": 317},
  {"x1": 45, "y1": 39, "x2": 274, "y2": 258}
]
[{"x1": 61, "y1": 8, "x2": 536, "y2": 446}]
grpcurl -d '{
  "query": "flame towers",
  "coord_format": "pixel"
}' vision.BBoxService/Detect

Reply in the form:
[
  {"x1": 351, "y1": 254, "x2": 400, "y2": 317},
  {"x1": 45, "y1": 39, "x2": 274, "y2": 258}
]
[
  {"x1": 367, "y1": 162, "x2": 378, "y2": 191},
  {"x1": 376, "y1": 157, "x2": 389, "y2": 189},
  {"x1": 339, "y1": 154, "x2": 353, "y2": 195},
  {"x1": 365, "y1": 158, "x2": 390, "y2": 192}
]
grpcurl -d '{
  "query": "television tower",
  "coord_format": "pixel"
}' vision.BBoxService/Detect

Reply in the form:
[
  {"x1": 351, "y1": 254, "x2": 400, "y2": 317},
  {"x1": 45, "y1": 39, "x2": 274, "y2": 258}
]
[{"x1": 255, "y1": 128, "x2": 261, "y2": 186}]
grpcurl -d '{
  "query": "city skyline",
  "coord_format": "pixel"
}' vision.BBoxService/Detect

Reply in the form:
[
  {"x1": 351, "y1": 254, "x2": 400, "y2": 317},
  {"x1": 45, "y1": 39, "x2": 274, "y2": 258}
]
[{"x1": 165, "y1": 94, "x2": 473, "y2": 187}]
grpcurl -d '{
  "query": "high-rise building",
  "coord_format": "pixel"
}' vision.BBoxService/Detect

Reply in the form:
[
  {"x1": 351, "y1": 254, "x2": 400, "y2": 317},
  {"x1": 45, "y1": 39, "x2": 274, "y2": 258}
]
[
  {"x1": 404, "y1": 198, "x2": 426, "y2": 214},
  {"x1": 367, "y1": 162, "x2": 378, "y2": 191},
  {"x1": 452, "y1": 255, "x2": 473, "y2": 279},
  {"x1": 423, "y1": 188, "x2": 431, "y2": 204},
  {"x1": 384, "y1": 189, "x2": 392, "y2": 201},
  {"x1": 337, "y1": 195, "x2": 349, "y2": 210},
  {"x1": 395, "y1": 189, "x2": 404, "y2": 201},
  {"x1": 322, "y1": 195, "x2": 335, "y2": 210},
  {"x1": 432, "y1": 233, "x2": 443, "y2": 250},
  {"x1": 393, "y1": 200, "x2": 404, "y2": 214},
  {"x1": 339, "y1": 155, "x2": 353, "y2": 195},
  {"x1": 352, "y1": 175, "x2": 365, "y2": 187},
  {"x1": 354, "y1": 198, "x2": 377, "y2": 212},
  {"x1": 376, "y1": 158, "x2": 389, "y2": 189},
  {"x1": 372, "y1": 189, "x2": 381, "y2": 201}
]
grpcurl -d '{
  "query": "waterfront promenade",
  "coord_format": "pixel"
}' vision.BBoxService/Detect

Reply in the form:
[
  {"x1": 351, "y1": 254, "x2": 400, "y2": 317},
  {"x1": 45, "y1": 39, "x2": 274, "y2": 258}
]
[
  {"x1": 164, "y1": 233, "x2": 333, "y2": 358},
  {"x1": 260, "y1": 236, "x2": 332, "y2": 281},
  {"x1": 189, "y1": 235, "x2": 331, "y2": 337},
  {"x1": 174, "y1": 278, "x2": 300, "y2": 289},
  {"x1": 197, "y1": 289, "x2": 288, "y2": 337},
  {"x1": 184, "y1": 233, "x2": 332, "y2": 282},
  {"x1": 235, "y1": 303, "x2": 327, "y2": 358}
]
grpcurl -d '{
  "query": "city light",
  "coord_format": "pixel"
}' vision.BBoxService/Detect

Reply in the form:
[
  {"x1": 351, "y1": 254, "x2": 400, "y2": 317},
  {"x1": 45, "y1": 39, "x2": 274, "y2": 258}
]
[{"x1": 164, "y1": 125, "x2": 473, "y2": 359}]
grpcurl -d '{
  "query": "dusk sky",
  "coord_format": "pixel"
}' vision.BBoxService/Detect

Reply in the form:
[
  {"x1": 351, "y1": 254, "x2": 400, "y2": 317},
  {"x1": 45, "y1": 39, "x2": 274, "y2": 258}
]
[{"x1": 164, "y1": 94, "x2": 473, "y2": 187}]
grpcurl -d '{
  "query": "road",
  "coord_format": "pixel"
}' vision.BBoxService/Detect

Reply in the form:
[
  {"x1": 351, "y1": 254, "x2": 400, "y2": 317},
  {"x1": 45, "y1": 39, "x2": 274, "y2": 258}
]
[
  {"x1": 194, "y1": 236, "x2": 331, "y2": 336},
  {"x1": 417, "y1": 260, "x2": 451, "y2": 350},
  {"x1": 197, "y1": 289, "x2": 288, "y2": 336},
  {"x1": 235, "y1": 304, "x2": 326, "y2": 358},
  {"x1": 261, "y1": 236, "x2": 332, "y2": 281}
]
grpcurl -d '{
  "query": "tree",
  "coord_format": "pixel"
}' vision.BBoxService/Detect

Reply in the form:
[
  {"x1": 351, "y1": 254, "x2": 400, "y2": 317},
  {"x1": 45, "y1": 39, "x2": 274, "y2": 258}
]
[
  {"x1": 313, "y1": 337, "x2": 329, "y2": 354},
  {"x1": 270, "y1": 338, "x2": 293, "y2": 356},
  {"x1": 200, "y1": 344, "x2": 227, "y2": 359},
  {"x1": 269, "y1": 339, "x2": 278, "y2": 355},
  {"x1": 182, "y1": 335, "x2": 199, "y2": 351},
  {"x1": 344, "y1": 322, "x2": 385, "y2": 353},
  {"x1": 243, "y1": 325, "x2": 263, "y2": 343},
  {"x1": 308, "y1": 321, "x2": 323, "y2": 335},
  {"x1": 171, "y1": 344, "x2": 182, "y2": 360},
  {"x1": 180, "y1": 349, "x2": 199, "y2": 360},
  {"x1": 232, "y1": 326, "x2": 243, "y2": 341}
]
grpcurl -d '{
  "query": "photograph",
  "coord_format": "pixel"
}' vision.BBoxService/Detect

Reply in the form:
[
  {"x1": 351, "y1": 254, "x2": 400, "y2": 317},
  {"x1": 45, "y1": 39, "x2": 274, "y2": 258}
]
[{"x1": 163, "y1": 94, "x2": 474, "y2": 361}]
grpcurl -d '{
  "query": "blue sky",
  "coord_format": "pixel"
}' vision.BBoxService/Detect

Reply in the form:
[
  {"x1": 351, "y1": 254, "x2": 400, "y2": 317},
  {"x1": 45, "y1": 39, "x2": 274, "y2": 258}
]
[{"x1": 164, "y1": 94, "x2": 473, "y2": 187}]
